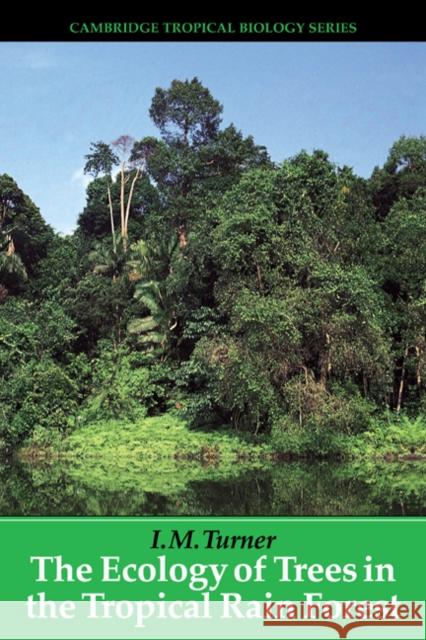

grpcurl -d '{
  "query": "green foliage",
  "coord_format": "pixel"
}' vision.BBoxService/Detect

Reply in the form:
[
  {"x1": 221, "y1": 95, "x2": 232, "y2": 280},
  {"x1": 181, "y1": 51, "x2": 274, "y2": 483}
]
[
  {"x1": 77, "y1": 174, "x2": 159, "y2": 241},
  {"x1": 371, "y1": 135, "x2": 426, "y2": 218},
  {"x1": 88, "y1": 236, "x2": 128, "y2": 278},
  {"x1": 127, "y1": 237, "x2": 179, "y2": 356},
  {"x1": 149, "y1": 77, "x2": 223, "y2": 146},
  {"x1": 0, "y1": 297, "x2": 78, "y2": 446},
  {"x1": 139, "y1": 77, "x2": 269, "y2": 243},
  {"x1": 178, "y1": 336, "x2": 278, "y2": 432},
  {"x1": 84, "y1": 141, "x2": 119, "y2": 178},
  {"x1": 0, "y1": 174, "x2": 53, "y2": 279},
  {"x1": 129, "y1": 280, "x2": 174, "y2": 353},
  {"x1": 0, "y1": 299, "x2": 76, "y2": 374},
  {"x1": 78, "y1": 345, "x2": 177, "y2": 424},
  {"x1": 0, "y1": 242, "x2": 27, "y2": 289},
  {"x1": 271, "y1": 379, "x2": 377, "y2": 456},
  {"x1": 30, "y1": 235, "x2": 83, "y2": 300},
  {"x1": 0, "y1": 358, "x2": 79, "y2": 446},
  {"x1": 78, "y1": 345, "x2": 148, "y2": 423},
  {"x1": 384, "y1": 189, "x2": 426, "y2": 293},
  {"x1": 182, "y1": 307, "x2": 223, "y2": 342},
  {"x1": 1, "y1": 80, "x2": 425, "y2": 467},
  {"x1": 53, "y1": 414, "x2": 270, "y2": 467},
  {"x1": 356, "y1": 414, "x2": 426, "y2": 458},
  {"x1": 67, "y1": 271, "x2": 134, "y2": 349}
]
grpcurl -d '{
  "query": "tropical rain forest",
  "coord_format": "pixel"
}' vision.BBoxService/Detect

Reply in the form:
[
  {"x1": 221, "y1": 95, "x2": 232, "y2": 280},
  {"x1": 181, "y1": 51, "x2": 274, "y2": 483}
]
[{"x1": 0, "y1": 78, "x2": 425, "y2": 515}]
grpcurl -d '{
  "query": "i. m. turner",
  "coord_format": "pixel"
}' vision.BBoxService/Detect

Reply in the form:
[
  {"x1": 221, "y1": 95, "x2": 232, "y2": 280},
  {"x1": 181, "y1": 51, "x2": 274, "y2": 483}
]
[{"x1": 151, "y1": 529, "x2": 277, "y2": 550}]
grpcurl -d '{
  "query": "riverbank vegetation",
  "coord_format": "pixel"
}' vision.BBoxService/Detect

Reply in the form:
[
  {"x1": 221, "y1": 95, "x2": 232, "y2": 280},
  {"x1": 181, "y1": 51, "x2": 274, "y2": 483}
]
[{"x1": 0, "y1": 78, "x2": 425, "y2": 461}]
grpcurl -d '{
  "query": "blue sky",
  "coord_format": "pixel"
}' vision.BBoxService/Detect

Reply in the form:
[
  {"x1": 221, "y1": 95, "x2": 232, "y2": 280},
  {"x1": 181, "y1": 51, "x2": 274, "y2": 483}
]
[{"x1": 0, "y1": 42, "x2": 425, "y2": 233}]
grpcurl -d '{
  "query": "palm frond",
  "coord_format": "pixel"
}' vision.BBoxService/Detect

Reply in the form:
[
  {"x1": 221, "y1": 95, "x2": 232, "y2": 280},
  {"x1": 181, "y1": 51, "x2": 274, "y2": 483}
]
[
  {"x1": 0, "y1": 253, "x2": 27, "y2": 281},
  {"x1": 127, "y1": 316, "x2": 158, "y2": 334}
]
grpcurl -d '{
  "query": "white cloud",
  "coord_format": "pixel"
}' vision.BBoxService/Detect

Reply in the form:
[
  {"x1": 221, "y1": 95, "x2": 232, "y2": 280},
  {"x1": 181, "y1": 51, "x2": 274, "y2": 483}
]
[
  {"x1": 71, "y1": 167, "x2": 92, "y2": 190},
  {"x1": 71, "y1": 165, "x2": 120, "y2": 191}
]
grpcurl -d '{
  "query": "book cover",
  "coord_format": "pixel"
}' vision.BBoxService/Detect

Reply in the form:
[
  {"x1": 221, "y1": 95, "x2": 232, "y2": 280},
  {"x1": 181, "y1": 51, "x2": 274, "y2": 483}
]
[{"x1": 0, "y1": 9, "x2": 424, "y2": 639}]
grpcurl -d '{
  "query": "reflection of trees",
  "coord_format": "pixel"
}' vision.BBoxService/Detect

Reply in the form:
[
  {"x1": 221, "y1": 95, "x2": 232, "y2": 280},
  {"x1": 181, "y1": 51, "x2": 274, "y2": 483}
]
[
  {"x1": 0, "y1": 460, "x2": 424, "y2": 516},
  {"x1": 270, "y1": 464, "x2": 377, "y2": 516},
  {"x1": 177, "y1": 463, "x2": 426, "y2": 516},
  {"x1": 351, "y1": 463, "x2": 426, "y2": 516},
  {"x1": 0, "y1": 461, "x2": 151, "y2": 516}
]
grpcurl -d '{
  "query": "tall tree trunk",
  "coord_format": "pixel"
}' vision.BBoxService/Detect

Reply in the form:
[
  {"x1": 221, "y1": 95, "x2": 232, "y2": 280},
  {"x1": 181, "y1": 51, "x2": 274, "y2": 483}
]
[
  {"x1": 178, "y1": 225, "x2": 187, "y2": 248},
  {"x1": 319, "y1": 333, "x2": 331, "y2": 386},
  {"x1": 255, "y1": 261, "x2": 263, "y2": 291},
  {"x1": 107, "y1": 185, "x2": 116, "y2": 254},
  {"x1": 415, "y1": 346, "x2": 422, "y2": 388},
  {"x1": 6, "y1": 237, "x2": 15, "y2": 255},
  {"x1": 396, "y1": 345, "x2": 409, "y2": 413},
  {"x1": 123, "y1": 169, "x2": 141, "y2": 247},
  {"x1": 120, "y1": 162, "x2": 126, "y2": 250},
  {"x1": 363, "y1": 372, "x2": 368, "y2": 397}
]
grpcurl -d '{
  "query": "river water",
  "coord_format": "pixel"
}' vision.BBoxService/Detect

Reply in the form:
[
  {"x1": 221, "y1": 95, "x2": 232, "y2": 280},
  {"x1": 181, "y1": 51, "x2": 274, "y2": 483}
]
[{"x1": 0, "y1": 458, "x2": 424, "y2": 516}]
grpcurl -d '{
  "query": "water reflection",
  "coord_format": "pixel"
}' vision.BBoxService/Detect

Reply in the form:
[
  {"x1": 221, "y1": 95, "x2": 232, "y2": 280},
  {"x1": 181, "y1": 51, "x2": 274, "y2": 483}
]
[{"x1": 0, "y1": 459, "x2": 424, "y2": 516}]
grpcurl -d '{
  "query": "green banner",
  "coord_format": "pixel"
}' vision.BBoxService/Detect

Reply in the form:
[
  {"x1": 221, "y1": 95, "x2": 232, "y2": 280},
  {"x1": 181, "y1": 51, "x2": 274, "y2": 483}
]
[
  {"x1": 0, "y1": 517, "x2": 423, "y2": 601},
  {"x1": 0, "y1": 518, "x2": 424, "y2": 638}
]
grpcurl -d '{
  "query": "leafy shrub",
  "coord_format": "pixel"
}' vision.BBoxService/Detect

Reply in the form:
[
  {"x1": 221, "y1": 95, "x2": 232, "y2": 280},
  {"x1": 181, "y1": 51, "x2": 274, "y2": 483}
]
[
  {"x1": 0, "y1": 299, "x2": 76, "y2": 376},
  {"x1": 78, "y1": 343, "x2": 177, "y2": 424},
  {"x1": 177, "y1": 337, "x2": 278, "y2": 432},
  {"x1": 271, "y1": 378, "x2": 376, "y2": 456},
  {"x1": 0, "y1": 358, "x2": 79, "y2": 446},
  {"x1": 358, "y1": 414, "x2": 426, "y2": 457}
]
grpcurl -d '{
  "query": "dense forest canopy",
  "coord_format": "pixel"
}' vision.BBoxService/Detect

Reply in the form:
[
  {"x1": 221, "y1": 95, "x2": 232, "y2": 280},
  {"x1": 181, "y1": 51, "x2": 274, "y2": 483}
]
[{"x1": 0, "y1": 77, "x2": 425, "y2": 455}]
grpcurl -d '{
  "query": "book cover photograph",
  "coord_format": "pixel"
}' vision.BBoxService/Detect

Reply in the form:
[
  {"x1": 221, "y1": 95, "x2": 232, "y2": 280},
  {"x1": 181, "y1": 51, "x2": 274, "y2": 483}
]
[
  {"x1": 0, "y1": 17, "x2": 424, "y2": 640},
  {"x1": 0, "y1": 39, "x2": 424, "y2": 518}
]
